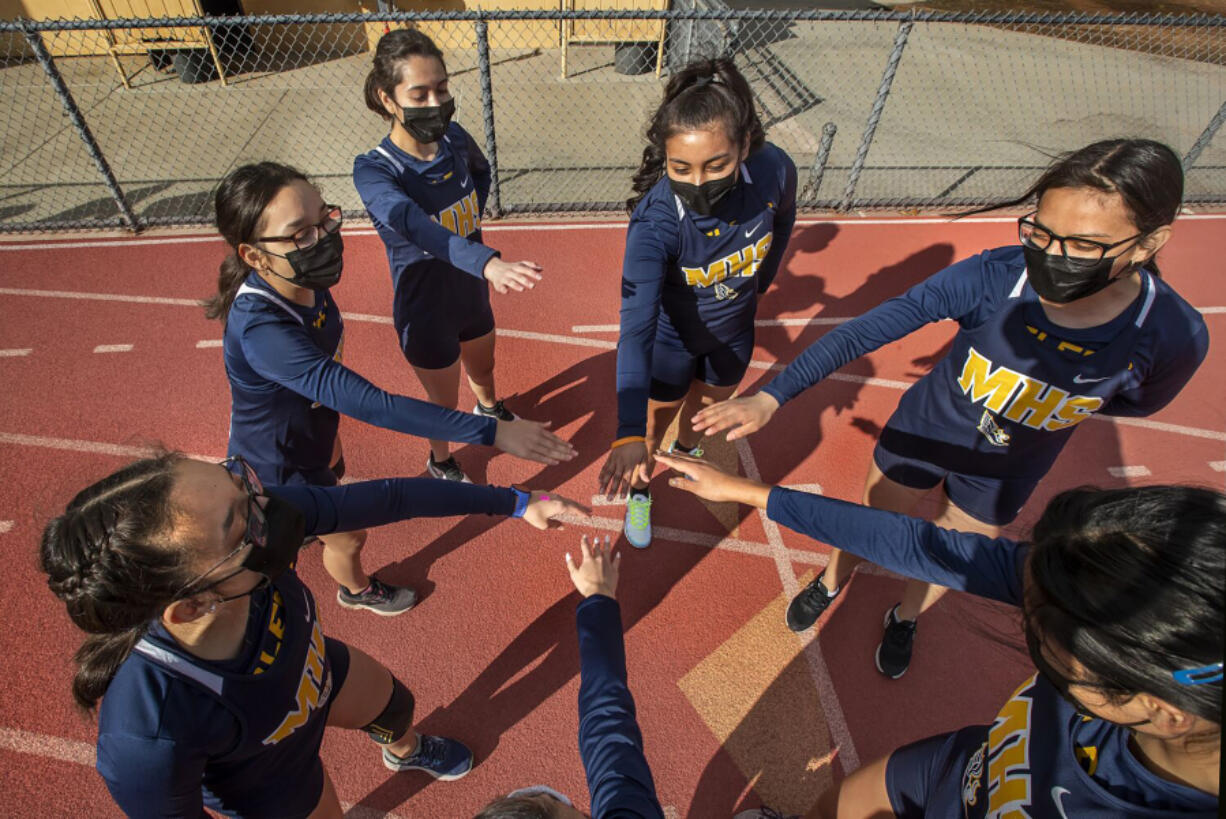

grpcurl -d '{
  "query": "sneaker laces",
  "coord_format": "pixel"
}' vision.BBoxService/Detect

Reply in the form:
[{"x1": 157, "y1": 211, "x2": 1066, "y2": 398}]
[
  {"x1": 433, "y1": 456, "x2": 465, "y2": 481},
  {"x1": 884, "y1": 610, "x2": 916, "y2": 647},
  {"x1": 627, "y1": 494, "x2": 651, "y2": 529},
  {"x1": 798, "y1": 575, "x2": 833, "y2": 605},
  {"x1": 363, "y1": 579, "x2": 392, "y2": 603},
  {"x1": 407, "y1": 735, "x2": 445, "y2": 766}
]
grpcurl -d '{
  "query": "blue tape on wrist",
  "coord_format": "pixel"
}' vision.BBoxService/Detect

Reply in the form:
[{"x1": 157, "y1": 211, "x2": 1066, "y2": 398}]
[{"x1": 511, "y1": 487, "x2": 531, "y2": 518}]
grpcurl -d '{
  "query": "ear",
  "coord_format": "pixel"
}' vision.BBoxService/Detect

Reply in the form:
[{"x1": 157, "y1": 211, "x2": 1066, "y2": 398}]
[
  {"x1": 378, "y1": 87, "x2": 400, "y2": 120},
  {"x1": 163, "y1": 596, "x2": 215, "y2": 626},
  {"x1": 1136, "y1": 692, "x2": 1193, "y2": 736},
  {"x1": 1131, "y1": 224, "x2": 1172, "y2": 266},
  {"x1": 238, "y1": 242, "x2": 265, "y2": 271}
]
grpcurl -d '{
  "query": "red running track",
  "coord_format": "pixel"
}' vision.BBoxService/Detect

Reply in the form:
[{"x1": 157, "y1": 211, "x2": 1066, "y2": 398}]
[{"x1": 0, "y1": 215, "x2": 1222, "y2": 818}]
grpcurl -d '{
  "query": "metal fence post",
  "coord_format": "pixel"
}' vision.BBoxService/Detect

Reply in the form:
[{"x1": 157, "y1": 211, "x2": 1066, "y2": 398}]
[
  {"x1": 840, "y1": 18, "x2": 913, "y2": 212},
  {"x1": 475, "y1": 19, "x2": 503, "y2": 217},
  {"x1": 1182, "y1": 98, "x2": 1226, "y2": 172},
  {"x1": 20, "y1": 19, "x2": 141, "y2": 232},
  {"x1": 803, "y1": 122, "x2": 837, "y2": 205}
]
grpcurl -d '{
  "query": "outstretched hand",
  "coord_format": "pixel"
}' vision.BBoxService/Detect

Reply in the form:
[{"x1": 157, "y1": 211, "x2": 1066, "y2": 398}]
[
  {"x1": 520, "y1": 491, "x2": 590, "y2": 530},
  {"x1": 566, "y1": 534, "x2": 620, "y2": 598},
  {"x1": 690, "y1": 392, "x2": 780, "y2": 441},
  {"x1": 597, "y1": 441, "x2": 650, "y2": 500},
  {"x1": 654, "y1": 451, "x2": 771, "y2": 509},
  {"x1": 494, "y1": 417, "x2": 577, "y2": 465},
  {"x1": 484, "y1": 258, "x2": 543, "y2": 294}
]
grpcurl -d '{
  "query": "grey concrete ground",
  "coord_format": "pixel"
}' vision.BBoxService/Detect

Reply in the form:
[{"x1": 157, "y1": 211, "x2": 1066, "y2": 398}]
[{"x1": 0, "y1": 15, "x2": 1222, "y2": 230}]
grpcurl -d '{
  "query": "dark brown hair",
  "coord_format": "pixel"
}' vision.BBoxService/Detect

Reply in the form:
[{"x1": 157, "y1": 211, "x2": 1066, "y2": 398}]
[
  {"x1": 364, "y1": 28, "x2": 447, "y2": 121},
  {"x1": 203, "y1": 161, "x2": 308, "y2": 322},
  {"x1": 627, "y1": 57, "x2": 764, "y2": 213}
]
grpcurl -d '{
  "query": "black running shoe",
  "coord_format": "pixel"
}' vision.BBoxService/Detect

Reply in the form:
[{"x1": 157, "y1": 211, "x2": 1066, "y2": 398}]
[
  {"x1": 875, "y1": 604, "x2": 917, "y2": 679},
  {"x1": 426, "y1": 454, "x2": 472, "y2": 483},
  {"x1": 336, "y1": 578, "x2": 418, "y2": 616},
  {"x1": 473, "y1": 400, "x2": 516, "y2": 422},
  {"x1": 785, "y1": 572, "x2": 839, "y2": 632}
]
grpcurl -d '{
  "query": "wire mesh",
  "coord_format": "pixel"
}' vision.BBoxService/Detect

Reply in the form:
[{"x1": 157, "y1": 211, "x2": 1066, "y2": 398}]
[{"x1": 0, "y1": 9, "x2": 1222, "y2": 231}]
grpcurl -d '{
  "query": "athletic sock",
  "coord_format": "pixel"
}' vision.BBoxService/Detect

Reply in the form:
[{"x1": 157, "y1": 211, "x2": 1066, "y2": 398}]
[{"x1": 672, "y1": 441, "x2": 701, "y2": 455}]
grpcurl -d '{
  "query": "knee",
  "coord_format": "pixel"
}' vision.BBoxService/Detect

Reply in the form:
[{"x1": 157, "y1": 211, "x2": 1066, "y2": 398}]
[
  {"x1": 362, "y1": 677, "x2": 415, "y2": 744},
  {"x1": 323, "y1": 529, "x2": 367, "y2": 557}
]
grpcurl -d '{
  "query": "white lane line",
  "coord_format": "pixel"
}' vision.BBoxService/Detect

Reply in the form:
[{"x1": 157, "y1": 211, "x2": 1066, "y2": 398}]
[
  {"x1": 0, "y1": 431, "x2": 216, "y2": 463},
  {"x1": 734, "y1": 436, "x2": 859, "y2": 775},
  {"x1": 1, "y1": 287, "x2": 1221, "y2": 443},
  {"x1": 591, "y1": 495, "x2": 625, "y2": 507},
  {"x1": 195, "y1": 339, "x2": 223, "y2": 348},
  {"x1": 0, "y1": 521, "x2": 13, "y2": 534},
  {"x1": 93, "y1": 344, "x2": 133, "y2": 354},
  {"x1": 1107, "y1": 465, "x2": 1152, "y2": 478},
  {"x1": 1209, "y1": 461, "x2": 1224, "y2": 472},
  {"x1": 0, "y1": 727, "x2": 95, "y2": 766},
  {"x1": 0, "y1": 348, "x2": 32, "y2": 357},
  {"x1": 0, "y1": 287, "x2": 199, "y2": 306}
]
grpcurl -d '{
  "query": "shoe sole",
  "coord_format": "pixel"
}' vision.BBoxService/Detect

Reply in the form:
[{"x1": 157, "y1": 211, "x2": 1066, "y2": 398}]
[
  {"x1": 384, "y1": 755, "x2": 474, "y2": 780},
  {"x1": 336, "y1": 593, "x2": 417, "y2": 617},
  {"x1": 874, "y1": 607, "x2": 908, "y2": 679}
]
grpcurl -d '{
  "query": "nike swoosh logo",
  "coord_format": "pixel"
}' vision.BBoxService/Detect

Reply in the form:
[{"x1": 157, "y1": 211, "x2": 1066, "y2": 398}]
[
  {"x1": 745, "y1": 222, "x2": 762, "y2": 238},
  {"x1": 1051, "y1": 786, "x2": 1072, "y2": 819},
  {"x1": 460, "y1": 175, "x2": 470, "y2": 188},
  {"x1": 1072, "y1": 374, "x2": 1109, "y2": 384}
]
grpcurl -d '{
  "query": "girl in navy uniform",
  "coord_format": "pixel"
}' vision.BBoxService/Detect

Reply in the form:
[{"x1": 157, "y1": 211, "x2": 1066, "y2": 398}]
[
  {"x1": 598, "y1": 57, "x2": 797, "y2": 549},
  {"x1": 659, "y1": 452, "x2": 1222, "y2": 819},
  {"x1": 355, "y1": 29, "x2": 543, "y2": 485},
  {"x1": 695, "y1": 139, "x2": 1209, "y2": 677},
  {"x1": 208, "y1": 162, "x2": 575, "y2": 617},
  {"x1": 40, "y1": 453, "x2": 585, "y2": 817}
]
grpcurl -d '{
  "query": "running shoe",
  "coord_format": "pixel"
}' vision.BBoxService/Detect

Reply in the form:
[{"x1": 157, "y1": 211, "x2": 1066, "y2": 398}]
[
  {"x1": 624, "y1": 490, "x2": 652, "y2": 549},
  {"x1": 668, "y1": 440, "x2": 703, "y2": 458},
  {"x1": 473, "y1": 399, "x2": 517, "y2": 421},
  {"x1": 785, "y1": 572, "x2": 839, "y2": 632},
  {"x1": 336, "y1": 578, "x2": 418, "y2": 616},
  {"x1": 426, "y1": 453, "x2": 472, "y2": 483},
  {"x1": 875, "y1": 604, "x2": 917, "y2": 679},
  {"x1": 383, "y1": 734, "x2": 474, "y2": 780}
]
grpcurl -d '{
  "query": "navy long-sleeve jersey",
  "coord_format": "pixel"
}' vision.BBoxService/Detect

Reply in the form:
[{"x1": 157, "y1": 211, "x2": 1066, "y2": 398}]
[
  {"x1": 616, "y1": 142, "x2": 798, "y2": 438},
  {"x1": 96, "y1": 478, "x2": 517, "y2": 817},
  {"x1": 575, "y1": 595, "x2": 665, "y2": 818},
  {"x1": 353, "y1": 123, "x2": 497, "y2": 288},
  {"x1": 223, "y1": 273, "x2": 495, "y2": 485},
  {"x1": 767, "y1": 488, "x2": 1219, "y2": 817},
  {"x1": 763, "y1": 247, "x2": 1208, "y2": 479}
]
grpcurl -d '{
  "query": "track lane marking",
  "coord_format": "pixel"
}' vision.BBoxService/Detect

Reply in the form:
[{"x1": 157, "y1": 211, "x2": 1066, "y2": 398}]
[
  {"x1": 1210, "y1": 461, "x2": 1225, "y2": 473},
  {"x1": 0, "y1": 348, "x2": 32, "y2": 357},
  {"x1": 1107, "y1": 465, "x2": 1152, "y2": 478},
  {"x1": 93, "y1": 344, "x2": 134, "y2": 354},
  {"x1": 196, "y1": 339, "x2": 223, "y2": 348},
  {"x1": 0, "y1": 521, "x2": 13, "y2": 534}
]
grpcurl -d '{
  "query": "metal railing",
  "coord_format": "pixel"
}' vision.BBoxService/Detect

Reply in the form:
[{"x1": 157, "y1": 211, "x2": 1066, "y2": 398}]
[{"x1": 1, "y1": 7, "x2": 1223, "y2": 232}]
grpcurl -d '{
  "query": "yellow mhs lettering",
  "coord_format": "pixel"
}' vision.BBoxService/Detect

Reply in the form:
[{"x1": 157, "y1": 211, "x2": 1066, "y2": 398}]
[
  {"x1": 957, "y1": 347, "x2": 1103, "y2": 432},
  {"x1": 682, "y1": 235, "x2": 773, "y2": 287},
  {"x1": 435, "y1": 190, "x2": 481, "y2": 237},
  {"x1": 986, "y1": 676, "x2": 1036, "y2": 816},
  {"x1": 263, "y1": 619, "x2": 328, "y2": 745}
]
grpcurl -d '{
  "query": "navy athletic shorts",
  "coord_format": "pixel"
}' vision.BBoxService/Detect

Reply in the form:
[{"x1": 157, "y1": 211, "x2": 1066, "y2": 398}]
[
  {"x1": 394, "y1": 259, "x2": 495, "y2": 370},
  {"x1": 872, "y1": 441, "x2": 1040, "y2": 527},
  {"x1": 648, "y1": 328, "x2": 755, "y2": 403},
  {"x1": 885, "y1": 724, "x2": 988, "y2": 818}
]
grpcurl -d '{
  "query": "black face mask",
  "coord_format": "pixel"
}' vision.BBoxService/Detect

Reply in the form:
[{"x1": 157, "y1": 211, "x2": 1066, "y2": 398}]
[
  {"x1": 401, "y1": 97, "x2": 455, "y2": 144},
  {"x1": 283, "y1": 231, "x2": 344, "y2": 291},
  {"x1": 1022, "y1": 244, "x2": 1130, "y2": 304},
  {"x1": 670, "y1": 169, "x2": 739, "y2": 217},
  {"x1": 197, "y1": 494, "x2": 307, "y2": 604}
]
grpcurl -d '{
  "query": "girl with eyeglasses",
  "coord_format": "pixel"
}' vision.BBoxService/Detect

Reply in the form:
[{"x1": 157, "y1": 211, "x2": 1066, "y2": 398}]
[
  {"x1": 693, "y1": 139, "x2": 1208, "y2": 679},
  {"x1": 38, "y1": 453, "x2": 585, "y2": 817},
  {"x1": 657, "y1": 451, "x2": 1222, "y2": 819},
  {"x1": 597, "y1": 57, "x2": 797, "y2": 549},
  {"x1": 206, "y1": 162, "x2": 576, "y2": 616},
  {"x1": 355, "y1": 29, "x2": 545, "y2": 485}
]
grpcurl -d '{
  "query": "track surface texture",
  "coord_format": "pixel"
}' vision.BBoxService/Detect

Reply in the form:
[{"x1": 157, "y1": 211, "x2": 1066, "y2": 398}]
[{"x1": 0, "y1": 215, "x2": 1222, "y2": 818}]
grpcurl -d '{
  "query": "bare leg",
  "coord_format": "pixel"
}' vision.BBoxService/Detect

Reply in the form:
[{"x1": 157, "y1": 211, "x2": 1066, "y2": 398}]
[
  {"x1": 319, "y1": 529, "x2": 369, "y2": 594},
  {"x1": 306, "y1": 769, "x2": 343, "y2": 819},
  {"x1": 675, "y1": 381, "x2": 737, "y2": 451},
  {"x1": 458, "y1": 329, "x2": 498, "y2": 409},
  {"x1": 326, "y1": 643, "x2": 421, "y2": 759},
  {"x1": 815, "y1": 753, "x2": 894, "y2": 819},
  {"x1": 824, "y1": 459, "x2": 930, "y2": 589},
  {"x1": 411, "y1": 358, "x2": 463, "y2": 463}
]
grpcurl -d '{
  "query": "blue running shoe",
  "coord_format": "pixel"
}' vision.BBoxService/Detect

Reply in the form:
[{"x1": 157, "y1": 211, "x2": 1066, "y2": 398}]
[
  {"x1": 624, "y1": 491, "x2": 652, "y2": 549},
  {"x1": 383, "y1": 734, "x2": 473, "y2": 781}
]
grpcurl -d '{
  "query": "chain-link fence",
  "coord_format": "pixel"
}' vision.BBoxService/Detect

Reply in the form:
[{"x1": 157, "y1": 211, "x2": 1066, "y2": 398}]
[{"x1": 1, "y1": 7, "x2": 1223, "y2": 232}]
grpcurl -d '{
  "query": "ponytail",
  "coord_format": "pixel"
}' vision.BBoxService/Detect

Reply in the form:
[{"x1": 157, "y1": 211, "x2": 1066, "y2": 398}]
[
  {"x1": 627, "y1": 57, "x2": 764, "y2": 213},
  {"x1": 206, "y1": 162, "x2": 309, "y2": 323},
  {"x1": 365, "y1": 28, "x2": 447, "y2": 121},
  {"x1": 39, "y1": 453, "x2": 192, "y2": 710}
]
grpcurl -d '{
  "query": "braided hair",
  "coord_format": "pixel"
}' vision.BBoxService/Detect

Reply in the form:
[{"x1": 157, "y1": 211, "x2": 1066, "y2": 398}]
[
  {"x1": 39, "y1": 453, "x2": 193, "y2": 710},
  {"x1": 627, "y1": 57, "x2": 764, "y2": 214}
]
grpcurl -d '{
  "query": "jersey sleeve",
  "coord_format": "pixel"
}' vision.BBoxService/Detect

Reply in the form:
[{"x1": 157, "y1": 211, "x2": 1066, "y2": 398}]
[
  {"x1": 1100, "y1": 319, "x2": 1209, "y2": 417},
  {"x1": 756, "y1": 150, "x2": 798, "y2": 295},
  {"x1": 766, "y1": 487, "x2": 1025, "y2": 605},
  {"x1": 268, "y1": 478, "x2": 517, "y2": 536},
  {"x1": 239, "y1": 316, "x2": 496, "y2": 446},
  {"x1": 576, "y1": 595, "x2": 666, "y2": 819},
  {"x1": 615, "y1": 211, "x2": 674, "y2": 439},
  {"x1": 761, "y1": 251, "x2": 991, "y2": 406},
  {"x1": 463, "y1": 133, "x2": 493, "y2": 213},
  {"x1": 353, "y1": 153, "x2": 498, "y2": 279}
]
